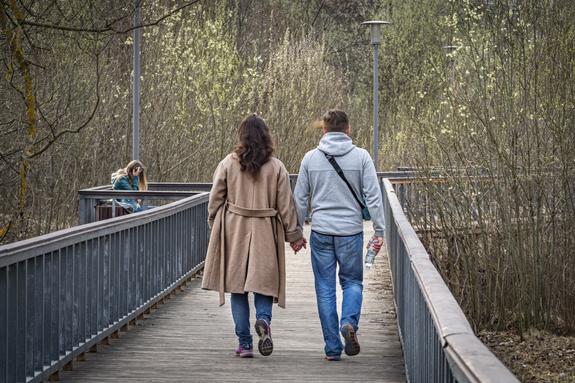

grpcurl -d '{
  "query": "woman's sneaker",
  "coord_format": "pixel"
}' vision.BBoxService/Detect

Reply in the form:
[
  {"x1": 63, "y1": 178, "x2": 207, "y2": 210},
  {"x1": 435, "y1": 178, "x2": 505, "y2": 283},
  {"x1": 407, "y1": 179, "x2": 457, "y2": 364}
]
[
  {"x1": 235, "y1": 345, "x2": 253, "y2": 358},
  {"x1": 254, "y1": 319, "x2": 273, "y2": 356},
  {"x1": 341, "y1": 323, "x2": 360, "y2": 356}
]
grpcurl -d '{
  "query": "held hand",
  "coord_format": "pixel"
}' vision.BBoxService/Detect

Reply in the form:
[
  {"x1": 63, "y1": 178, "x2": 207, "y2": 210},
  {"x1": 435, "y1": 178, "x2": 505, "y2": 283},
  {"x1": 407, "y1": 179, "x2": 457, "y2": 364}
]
[
  {"x1": 290, "y1": 238, "x2": 307, "y2": 254},
  {"x1": 290, "y1": 242, "x2": 301, "y2": 253}
]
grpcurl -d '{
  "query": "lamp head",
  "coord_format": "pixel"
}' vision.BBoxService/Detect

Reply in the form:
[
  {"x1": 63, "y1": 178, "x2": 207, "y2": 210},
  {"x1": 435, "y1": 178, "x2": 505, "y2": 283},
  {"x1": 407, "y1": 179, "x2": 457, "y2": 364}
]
[{"x1": 362, "y1": 20, "x2": 391, "y2": 45}]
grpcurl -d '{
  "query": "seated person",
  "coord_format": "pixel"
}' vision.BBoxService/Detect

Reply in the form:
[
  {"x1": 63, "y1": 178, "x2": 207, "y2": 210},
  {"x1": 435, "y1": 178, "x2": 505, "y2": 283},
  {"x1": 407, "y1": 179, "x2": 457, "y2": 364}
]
[{"x1": 111, "y1": 160, "x2": 148, "y2": 212}]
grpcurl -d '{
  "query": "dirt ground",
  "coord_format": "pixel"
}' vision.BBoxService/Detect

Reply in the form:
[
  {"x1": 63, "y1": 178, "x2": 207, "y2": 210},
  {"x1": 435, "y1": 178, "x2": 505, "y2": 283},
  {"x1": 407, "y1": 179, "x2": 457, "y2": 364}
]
[{"x1": 478, "y1": 330, "x2": 575, "y2": 383}]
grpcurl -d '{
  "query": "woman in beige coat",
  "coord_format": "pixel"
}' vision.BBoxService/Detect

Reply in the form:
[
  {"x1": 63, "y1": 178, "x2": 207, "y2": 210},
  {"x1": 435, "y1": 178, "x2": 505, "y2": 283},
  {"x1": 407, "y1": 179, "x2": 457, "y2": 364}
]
[{"x1": 201, "y1": 114, "x2": 306, "y2": 358}]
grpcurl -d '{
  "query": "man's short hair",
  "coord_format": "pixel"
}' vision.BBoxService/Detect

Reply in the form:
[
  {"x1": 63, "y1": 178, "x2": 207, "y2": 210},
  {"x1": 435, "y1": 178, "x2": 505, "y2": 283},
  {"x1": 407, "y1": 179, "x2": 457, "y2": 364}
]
[{"x1": 322, "y1": 110, "x2": 349, "y2": 132}]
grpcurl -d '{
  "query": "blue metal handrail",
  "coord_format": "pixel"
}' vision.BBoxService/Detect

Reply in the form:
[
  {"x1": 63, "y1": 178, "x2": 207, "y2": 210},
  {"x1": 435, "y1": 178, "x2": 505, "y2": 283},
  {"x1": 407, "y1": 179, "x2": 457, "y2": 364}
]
[
  {"x1": 382, "y1": 178, "x2": 519, "y2": 383},
  {"x1": 0, "y1": 193, "x2": 209, "y2": 383}
]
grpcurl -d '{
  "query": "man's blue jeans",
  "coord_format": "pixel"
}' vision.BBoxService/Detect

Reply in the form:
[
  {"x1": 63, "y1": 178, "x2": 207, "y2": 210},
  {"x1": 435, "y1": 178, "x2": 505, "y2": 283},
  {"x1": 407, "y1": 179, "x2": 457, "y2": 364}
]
[
  {"x1": 230, "y1": 292, "x2": 273, "y2": 348},
  {"x1": 310, "y1": 230, "x2": 364, "y2": 357}
]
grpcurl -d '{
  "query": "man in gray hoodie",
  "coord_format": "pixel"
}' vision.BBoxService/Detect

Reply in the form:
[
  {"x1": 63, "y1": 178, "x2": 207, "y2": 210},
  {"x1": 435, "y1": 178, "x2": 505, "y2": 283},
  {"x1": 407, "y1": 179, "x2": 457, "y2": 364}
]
[{"x1": 293, "y1": 109, "x2": 385, "y2": 361}]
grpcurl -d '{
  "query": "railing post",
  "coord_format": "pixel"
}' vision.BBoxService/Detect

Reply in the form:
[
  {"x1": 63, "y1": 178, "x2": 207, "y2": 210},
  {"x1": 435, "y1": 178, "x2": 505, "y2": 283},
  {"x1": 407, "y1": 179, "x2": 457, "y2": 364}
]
[{"x1": 79, "y1": 196, "x2": 89, "y2": 225}]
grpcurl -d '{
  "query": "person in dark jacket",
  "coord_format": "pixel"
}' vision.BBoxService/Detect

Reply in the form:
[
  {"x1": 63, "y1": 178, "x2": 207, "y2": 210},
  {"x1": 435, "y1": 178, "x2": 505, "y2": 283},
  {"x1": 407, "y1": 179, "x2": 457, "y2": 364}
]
[{"x1": 111, "y1": 160, "x2": 148, "y2": 212}]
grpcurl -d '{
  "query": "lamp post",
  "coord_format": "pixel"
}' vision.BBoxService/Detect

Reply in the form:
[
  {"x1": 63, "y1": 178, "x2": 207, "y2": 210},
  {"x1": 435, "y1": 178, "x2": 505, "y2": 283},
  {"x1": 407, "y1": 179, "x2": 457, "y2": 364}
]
[
  {"x1": 132, "y1": 0, "x2": 141, "y2": 161},
  {"x1": 362, "y1": 20, "x2": 390, "y2": 171}
]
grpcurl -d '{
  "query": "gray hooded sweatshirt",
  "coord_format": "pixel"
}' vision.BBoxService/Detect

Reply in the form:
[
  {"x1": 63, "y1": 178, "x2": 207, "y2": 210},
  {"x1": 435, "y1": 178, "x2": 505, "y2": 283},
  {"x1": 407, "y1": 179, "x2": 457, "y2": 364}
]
[{"x1": 293, "y1": 132, "x2": 385, "y2": 237}]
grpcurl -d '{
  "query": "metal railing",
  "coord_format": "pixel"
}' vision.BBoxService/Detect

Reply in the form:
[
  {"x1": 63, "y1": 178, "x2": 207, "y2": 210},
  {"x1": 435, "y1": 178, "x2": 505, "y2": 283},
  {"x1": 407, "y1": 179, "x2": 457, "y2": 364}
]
[
  {"x1": 1, "y1": 171, "x2": 520, "y2": 383},
  {"x1": 0, "y1": 193, "x2": 209, "y2": 383},
  {"x1": 382, "y1": 178, "x2": 519, "y2": 383},
  {"x1": 78, "y1": 182, "x2": 211, "y2": 224},
  {"x1": 79, "y1": 174, "x2": 413, "y2": 225}
]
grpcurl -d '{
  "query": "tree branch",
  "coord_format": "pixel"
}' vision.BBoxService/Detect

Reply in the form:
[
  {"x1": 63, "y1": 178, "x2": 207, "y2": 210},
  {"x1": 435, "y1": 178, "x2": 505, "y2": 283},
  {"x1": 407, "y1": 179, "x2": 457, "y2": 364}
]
[
  {"x1": 19, "y1": 0, "x2": 203, "y2": 34},
  {"x1": 28, "y1": 51, "x2": 101, "y2": 159},
  {"x1": 311, "y1": 0, "x2": 325, "y2": 26}
]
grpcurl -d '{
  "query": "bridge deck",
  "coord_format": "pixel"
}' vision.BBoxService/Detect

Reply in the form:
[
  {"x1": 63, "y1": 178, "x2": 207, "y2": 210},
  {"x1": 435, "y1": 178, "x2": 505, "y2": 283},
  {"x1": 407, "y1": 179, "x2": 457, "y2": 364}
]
[{"x1": 60, "y1": 224, "x2": 405, "y2": 382}]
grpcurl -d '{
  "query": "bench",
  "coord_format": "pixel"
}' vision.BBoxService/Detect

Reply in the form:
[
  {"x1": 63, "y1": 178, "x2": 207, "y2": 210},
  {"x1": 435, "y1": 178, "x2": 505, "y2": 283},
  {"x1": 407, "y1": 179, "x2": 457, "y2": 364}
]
[{"x1": 95, "y1": 201, "x2": 129, "y2": 221}]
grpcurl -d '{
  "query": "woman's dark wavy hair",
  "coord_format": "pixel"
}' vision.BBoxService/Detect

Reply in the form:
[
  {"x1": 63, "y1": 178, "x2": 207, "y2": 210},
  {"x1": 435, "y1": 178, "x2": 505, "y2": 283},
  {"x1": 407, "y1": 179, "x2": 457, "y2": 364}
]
[{"x1": 234, "y1": 114, "x2": 274, "y2": 175}]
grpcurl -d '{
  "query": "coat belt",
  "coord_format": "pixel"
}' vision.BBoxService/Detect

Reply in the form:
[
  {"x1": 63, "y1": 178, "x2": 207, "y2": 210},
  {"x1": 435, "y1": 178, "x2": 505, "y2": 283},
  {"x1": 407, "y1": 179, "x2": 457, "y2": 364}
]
[{"x1": 227, "y1": 202, "x2": 278, "y2": 218}]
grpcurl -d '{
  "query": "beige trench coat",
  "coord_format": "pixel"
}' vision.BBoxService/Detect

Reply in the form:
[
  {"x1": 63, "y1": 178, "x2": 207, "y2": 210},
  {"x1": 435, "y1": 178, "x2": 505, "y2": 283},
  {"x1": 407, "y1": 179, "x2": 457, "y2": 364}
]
[{"x1": 201, "y1": 153, "x2": 302, "y2": 308}]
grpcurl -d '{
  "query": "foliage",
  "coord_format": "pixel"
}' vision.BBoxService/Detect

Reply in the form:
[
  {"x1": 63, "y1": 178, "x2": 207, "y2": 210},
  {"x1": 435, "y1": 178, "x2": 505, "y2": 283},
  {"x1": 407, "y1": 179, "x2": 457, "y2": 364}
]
[{"x1": 397, "y1": 0, "x2": 575, "y2": 334}]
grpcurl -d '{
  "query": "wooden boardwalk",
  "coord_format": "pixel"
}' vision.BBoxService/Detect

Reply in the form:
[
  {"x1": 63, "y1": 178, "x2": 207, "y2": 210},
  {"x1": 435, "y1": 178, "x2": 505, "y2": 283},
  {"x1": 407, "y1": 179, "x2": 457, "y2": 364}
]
[{"x1": 60, "y1": 224, "x2": 405, "y2": 382}]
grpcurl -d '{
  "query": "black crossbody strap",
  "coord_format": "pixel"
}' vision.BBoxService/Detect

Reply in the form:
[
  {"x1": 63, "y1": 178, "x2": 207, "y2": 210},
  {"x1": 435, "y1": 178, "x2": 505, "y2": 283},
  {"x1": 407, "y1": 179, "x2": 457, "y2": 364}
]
[{"x1": 322, "y1": 152, "x2": 366, "y2": 209}]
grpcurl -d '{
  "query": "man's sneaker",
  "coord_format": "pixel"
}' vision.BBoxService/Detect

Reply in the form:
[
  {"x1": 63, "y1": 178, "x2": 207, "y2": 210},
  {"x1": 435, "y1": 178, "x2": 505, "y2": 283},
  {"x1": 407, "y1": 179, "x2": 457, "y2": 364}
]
[
  {"x1": 254, "y1": 319, "x2": 273, "y2": 356},
  {"x1": 324, "y1": 355, "x2": 341, "y2": 361},
  {"x1": 341, "y1": 323, "x2": 360, "y2": 356},
  {"x1": 235, "y1": 345, "x2": 254, "y2": 358}
]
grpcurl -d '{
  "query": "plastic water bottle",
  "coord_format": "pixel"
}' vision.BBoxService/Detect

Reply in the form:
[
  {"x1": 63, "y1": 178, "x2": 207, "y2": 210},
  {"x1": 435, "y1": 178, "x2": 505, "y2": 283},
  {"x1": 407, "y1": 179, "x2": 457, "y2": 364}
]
[{"x1": 365, "y1": 238, "x2": 378, "y2": 269}]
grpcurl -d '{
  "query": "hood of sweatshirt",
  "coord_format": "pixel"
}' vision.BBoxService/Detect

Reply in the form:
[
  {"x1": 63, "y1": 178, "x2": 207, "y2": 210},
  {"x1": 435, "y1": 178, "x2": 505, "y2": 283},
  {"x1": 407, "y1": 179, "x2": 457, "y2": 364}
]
[{"x1": 317, "y1": 132, "x2": 356, "y2": 157}]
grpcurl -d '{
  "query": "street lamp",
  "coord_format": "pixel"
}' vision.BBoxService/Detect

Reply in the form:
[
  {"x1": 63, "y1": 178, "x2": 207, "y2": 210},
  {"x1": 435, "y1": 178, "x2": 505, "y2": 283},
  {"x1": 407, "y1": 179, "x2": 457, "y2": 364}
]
[
  {"x1": 132, "y1": 0, "x2": 142, "y2": 161},
  {"x1": 362, "y1": 20, "x2": 390, "y2": 171}
]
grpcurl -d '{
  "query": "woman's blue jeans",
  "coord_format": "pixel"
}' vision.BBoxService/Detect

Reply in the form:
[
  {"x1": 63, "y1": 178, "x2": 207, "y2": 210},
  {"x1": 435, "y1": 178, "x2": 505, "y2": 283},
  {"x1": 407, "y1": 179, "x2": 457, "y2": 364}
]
[
  {"x1": 230, "y1": 292, "x2": 273, "y2": 348},
  {"x1": 310, "y1": 230, "x2": 364, "y2": 357}
]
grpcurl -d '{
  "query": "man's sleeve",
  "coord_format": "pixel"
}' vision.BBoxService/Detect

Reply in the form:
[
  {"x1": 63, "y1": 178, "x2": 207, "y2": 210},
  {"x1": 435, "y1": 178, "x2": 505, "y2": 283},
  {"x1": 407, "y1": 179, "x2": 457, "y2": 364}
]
[
  {"x1": 293, "y1": 155, "x2": 311, "y2": 228},
  {"x1": 362, "y1": 153, "x2": 385, "y2": 236}
]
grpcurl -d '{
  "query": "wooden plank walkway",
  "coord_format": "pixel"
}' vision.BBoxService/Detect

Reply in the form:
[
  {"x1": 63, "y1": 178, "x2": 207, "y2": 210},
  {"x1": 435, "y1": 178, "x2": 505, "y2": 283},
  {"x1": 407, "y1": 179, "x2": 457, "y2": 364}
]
[{"x1": 60, "y1": 224, "x2": 405, "y2": 382}]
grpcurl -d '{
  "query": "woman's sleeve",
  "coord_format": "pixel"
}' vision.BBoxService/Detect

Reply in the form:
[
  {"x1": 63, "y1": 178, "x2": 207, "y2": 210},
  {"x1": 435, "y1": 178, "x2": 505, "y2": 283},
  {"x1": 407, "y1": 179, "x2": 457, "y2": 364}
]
[
  {"x1": 208, "y1": 161, "x2": 227, "y2": 228},
  {"x1": 132, "y1": 176, "x2": 140, "y2": 191},
  {"x1": 276, "y1": 164, "x2": 303, "y2": 243}
]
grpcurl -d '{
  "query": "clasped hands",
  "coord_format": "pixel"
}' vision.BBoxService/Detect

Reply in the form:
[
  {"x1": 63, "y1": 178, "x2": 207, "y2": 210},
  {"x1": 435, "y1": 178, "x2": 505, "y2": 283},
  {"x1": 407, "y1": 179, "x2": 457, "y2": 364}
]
[{"x1": 290, "y1": 237, "x2": 307, "y2": 254}]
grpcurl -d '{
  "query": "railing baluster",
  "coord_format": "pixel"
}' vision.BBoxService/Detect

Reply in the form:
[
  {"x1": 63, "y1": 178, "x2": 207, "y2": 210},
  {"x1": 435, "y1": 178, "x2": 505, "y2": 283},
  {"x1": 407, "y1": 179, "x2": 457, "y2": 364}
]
[
  {"x1": 57, "y1": 249, "x2": 64, "y2": 357},
  {"x1": 6, "y1": 264, "x2": 17, "y2": 382},
  {"x1": 72, "y1": 244, "x2": 79, "y2": 348},
  {"x1": 126, "y1": 227, "x2": 132, "y2": 313},
  {"x1": 26, "y1": 258, "x2": 37, "y2": 377},
  {"x1": 120, "y1": 231, "x2": 127, "y2": 319},
  {"x1": 92, "y1": 238, "x2": 99, "y2": 337},
  {"x1": 15, "y1": 261, "x2": 26, "y2": 381},
  {"x1": 104, "y1": 235, "x2": 111, "y2": 328},
  {"x1": 144, "y1": 224, "x2": 150, "y2": 303},
  {"x1": 78, "y1": 242, "x2": 86, "y2": 345},
  {"x1": 66, "y1": 246, "x2": 74, "y2": 353},
  {"x1": 1, "y1": 266, "x2": 7, "y2": 382},
  {"x1": 137, "y1": 227, "x2": 142, "y2": 304},
  {"x1": 97, "y1": 237, "x2": 103, "y2": 333}
]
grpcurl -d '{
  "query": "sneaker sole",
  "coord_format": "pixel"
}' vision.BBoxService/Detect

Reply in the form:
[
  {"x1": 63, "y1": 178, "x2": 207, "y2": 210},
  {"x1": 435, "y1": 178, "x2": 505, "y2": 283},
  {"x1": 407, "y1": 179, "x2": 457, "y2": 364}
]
[
  {"x1": 255, "y1": 320, "x2": 273, "y2": 356},
  {"x1": 341, "y1": 324, "x2": 360, "y2": 356}
]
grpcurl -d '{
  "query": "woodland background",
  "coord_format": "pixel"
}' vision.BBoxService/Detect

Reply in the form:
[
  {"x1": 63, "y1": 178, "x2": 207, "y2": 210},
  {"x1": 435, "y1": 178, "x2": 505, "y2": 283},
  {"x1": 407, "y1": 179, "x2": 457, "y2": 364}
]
[{"x1": 1, "y1": 1, "x2": 574, "y2": 381}]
